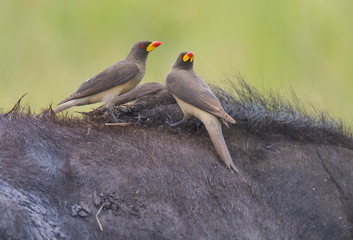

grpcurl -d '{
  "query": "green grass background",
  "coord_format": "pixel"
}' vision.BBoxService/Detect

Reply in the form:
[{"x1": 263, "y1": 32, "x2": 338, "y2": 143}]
[{"x1": 1, "y1": 0, "x2": 352, "y2": 125}]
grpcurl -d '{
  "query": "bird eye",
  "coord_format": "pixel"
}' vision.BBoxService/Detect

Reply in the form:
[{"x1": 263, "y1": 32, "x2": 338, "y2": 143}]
[
  {"x1": 141, "y1": 44, "x2": 145, "y2": 48},
  {"x1": 179, "y1": 54, "x2": 183, "y2": 58}
]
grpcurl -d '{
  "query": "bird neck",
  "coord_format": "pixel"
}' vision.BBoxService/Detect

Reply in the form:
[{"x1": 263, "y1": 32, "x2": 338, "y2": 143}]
[
  {"x1": 172, "y1": 64, "x2": 193, "y2": 71},
  {"x1": 126, "y1": 51, "x2": 149, "y2": 63}
]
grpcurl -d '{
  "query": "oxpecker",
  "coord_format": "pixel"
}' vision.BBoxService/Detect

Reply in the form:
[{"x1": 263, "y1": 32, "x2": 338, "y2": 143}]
[
  {"x1": 165, "y1": 51, "x2": 238, "y2": 172},
  {"x1": 53, "y1": 40, "x2": 162, "y2": 121}
]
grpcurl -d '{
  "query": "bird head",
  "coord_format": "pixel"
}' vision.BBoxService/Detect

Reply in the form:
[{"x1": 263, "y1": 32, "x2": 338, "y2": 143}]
[
  {"x1": 127, "y1": 40, "x2": 162, "y2": 61},
  {"x1": 172, "y1": 51, "x2": 194, "y2": 70}
]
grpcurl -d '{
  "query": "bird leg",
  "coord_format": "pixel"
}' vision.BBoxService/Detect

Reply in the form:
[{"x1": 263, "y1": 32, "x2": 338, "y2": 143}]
[
  {"x1": 166, "y1": 118, "x2": 189, "y2": 128},
  {"x1": 107, "y1": 109, "x2": 118, "y2": 122}
]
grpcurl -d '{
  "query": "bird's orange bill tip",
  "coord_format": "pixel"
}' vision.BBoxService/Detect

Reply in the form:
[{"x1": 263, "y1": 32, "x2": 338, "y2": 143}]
[
  {"x1": 186, "y1": 51, "x2": 193, "y2": 57},
  {"x1": 153, "y1": 41, "x2": 162, "y2": 47},
  {"x1": 146, "y1": 41, "x2": 162, "y2": 51},
  {"x1": 183, "y1": 51, "x2": 194, "y2": 62}
]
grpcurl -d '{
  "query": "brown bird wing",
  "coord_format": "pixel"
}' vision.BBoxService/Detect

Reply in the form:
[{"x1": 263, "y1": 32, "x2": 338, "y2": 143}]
[
  {"x1": 112, "y1": 82, "x2": 167, "y2": 106},
  {"x1": 166, "y1": 70, "x2": 235, "y2": 123},
  {"x1": 59, "y1": 61, "x2": 139, "y2": 104}
]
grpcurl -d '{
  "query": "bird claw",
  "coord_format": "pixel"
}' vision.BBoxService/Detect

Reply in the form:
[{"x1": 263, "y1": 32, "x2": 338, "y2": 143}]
[
  {"x1": 107, "y1": 109, "x2": 119, "y2": 123},
  {"x1": 165, "y1": 119, "x2": 188, "y2": 128},
  {"x1": 165, "y1": 119, "x2": 172, "y2": 126},
  {"x1": 165, "y1": 119, "x2": 178, "y2": 128},
  {"x1": 165, "y1": 119, "x2": 182, "y2": 131}
]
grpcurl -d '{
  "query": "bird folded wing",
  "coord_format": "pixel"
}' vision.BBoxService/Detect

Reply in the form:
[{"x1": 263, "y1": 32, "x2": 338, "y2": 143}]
[
  {"x1": 112, "y1": 82, "x2": 167, "y2": 106},
  {"x1": 59, "y1": 62, "x2": 139, "y2": 104},
  {"x1": 166, "y1": 72, "x2": 235, "y2": 124}
]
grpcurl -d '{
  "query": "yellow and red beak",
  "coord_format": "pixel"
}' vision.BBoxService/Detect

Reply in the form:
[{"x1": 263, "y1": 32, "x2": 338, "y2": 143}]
[
  {"x1": 183, "y1": 51, "x2": 194, "y2": 62},
  {"x1": 146, "y1": 41, "x2": 162, "y2": 52}
]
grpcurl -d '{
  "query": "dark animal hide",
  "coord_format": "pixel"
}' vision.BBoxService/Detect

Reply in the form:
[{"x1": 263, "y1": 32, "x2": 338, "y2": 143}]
[{"x1": 0, "y1": 79, "x2": 352, "y2": 239}]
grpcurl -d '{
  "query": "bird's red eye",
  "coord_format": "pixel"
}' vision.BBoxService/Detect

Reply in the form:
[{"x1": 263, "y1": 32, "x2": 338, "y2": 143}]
[
  {"x1": 141, "y1": 44, "x2": 145, "y2": 48},
  {"x1": 180, "y1": 54, "x2": 183, "y2": 58}
]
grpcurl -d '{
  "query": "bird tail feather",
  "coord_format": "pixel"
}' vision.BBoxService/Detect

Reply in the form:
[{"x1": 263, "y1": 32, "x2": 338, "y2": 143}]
[
  {"x1": 222, "y1": 112, "x2": 236, "y2": 124},
  {"x1": 204, "y1": 118, "x2": 238, "y2": 172},
  {"x1": 53, "y1": 100, "x2": 77, "y2": 114}
]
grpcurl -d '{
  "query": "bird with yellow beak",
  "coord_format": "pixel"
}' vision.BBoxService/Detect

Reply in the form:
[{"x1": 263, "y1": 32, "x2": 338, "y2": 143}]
[
  {"x1": 53, "y1": 40, "x2": 162, "y2": 121},
  {"x1": 166, "y1": 51, "x2": 238, "y2": 172}
]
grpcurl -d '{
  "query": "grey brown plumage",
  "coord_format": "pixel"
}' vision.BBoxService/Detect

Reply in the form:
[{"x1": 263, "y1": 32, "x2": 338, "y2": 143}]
[
  {"x1": 166, "y1": 51, "x2": 238, "y2": 172},
  {"x1": 58, "y1": 62, "x2": 139, "y2": 105},
  {"x1": 53, "y1": 40, "x2": 162, "y2": 119},
  {"x1": 166, "y1": 71, "x2": 235, "y2": 126},
  {"x1": 110, "y1": 82, "x2": 167, "y2": 106}
]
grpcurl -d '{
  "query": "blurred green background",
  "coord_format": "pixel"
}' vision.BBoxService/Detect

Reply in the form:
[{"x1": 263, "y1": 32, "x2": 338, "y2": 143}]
[{"x1": 1, "y1": 0, "x2": 352, "y2": 125}]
